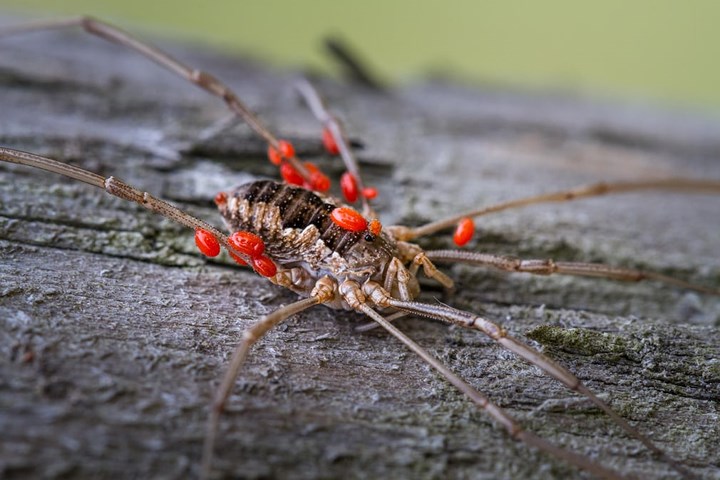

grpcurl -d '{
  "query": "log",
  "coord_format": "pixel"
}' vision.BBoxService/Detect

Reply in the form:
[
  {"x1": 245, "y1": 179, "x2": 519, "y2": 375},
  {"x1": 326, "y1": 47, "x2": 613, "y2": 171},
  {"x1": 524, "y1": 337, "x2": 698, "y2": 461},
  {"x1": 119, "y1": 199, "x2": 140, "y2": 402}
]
[{"x1": 1, "y1": 15, "x2": 719, "y2": 480}]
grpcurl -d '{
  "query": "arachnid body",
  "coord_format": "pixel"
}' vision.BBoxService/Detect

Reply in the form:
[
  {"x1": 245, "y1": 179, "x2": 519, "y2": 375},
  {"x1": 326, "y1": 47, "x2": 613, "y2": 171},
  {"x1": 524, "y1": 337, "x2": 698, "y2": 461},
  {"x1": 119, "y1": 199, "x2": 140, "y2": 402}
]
[{"x1": 1, "y1": 16, "x2": 719, "y2": 480}]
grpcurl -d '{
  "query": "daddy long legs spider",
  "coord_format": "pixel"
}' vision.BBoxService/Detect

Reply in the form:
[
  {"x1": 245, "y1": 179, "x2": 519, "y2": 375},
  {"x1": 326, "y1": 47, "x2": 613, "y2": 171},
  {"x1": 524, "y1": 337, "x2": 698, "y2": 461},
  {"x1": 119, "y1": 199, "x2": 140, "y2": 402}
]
[{"x1": 1, "y1": 15, "x2": 719, "y2": 480}]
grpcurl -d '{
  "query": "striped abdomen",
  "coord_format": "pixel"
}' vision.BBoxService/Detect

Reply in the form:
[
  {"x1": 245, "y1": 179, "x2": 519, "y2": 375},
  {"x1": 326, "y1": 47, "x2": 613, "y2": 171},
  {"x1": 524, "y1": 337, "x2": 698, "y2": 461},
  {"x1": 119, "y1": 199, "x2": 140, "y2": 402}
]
[{"x1": 218, "y1": 180, "x2": 370, "y2": 264}]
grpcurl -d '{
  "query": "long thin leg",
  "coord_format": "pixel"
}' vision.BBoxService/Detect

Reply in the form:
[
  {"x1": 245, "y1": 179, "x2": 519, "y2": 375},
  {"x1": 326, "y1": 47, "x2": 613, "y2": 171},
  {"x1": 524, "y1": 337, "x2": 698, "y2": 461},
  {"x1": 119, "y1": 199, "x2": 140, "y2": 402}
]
[
  {"x1": 0, "y1": 146, "x2": 260, "y2": 268},
  {"x1": 201, "y1": 295, "x2": 323, "y2": 480},
  {"x1": 361, "y1": 282, "x2": 696, "y2": 480},
  {"x1": 295, "y1": 78, "x2": 373, "y2": 216},
  {"x1": 426, "y1": 249, "x2": 719, "y2": 295},
  {"x1": 336, "y1": 282, "x2": 625, "y2": 480},
  {"x1": 392, "y1": 179, "x2": 720, "y2": 241},
  {"x1": 354, "y1": 310, "x2": 409, "y2": 333},
  {"x1": 0, "y1": 16, "x2": 315, "y2": 182}
]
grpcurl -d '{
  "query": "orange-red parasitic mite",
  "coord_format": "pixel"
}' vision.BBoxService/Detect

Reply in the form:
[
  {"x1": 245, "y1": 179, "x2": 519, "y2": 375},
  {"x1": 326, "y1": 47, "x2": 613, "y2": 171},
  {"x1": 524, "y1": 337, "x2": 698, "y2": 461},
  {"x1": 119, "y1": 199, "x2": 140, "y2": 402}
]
[
  {"x1": 311, "y1": 172, "x2": 331, "y2": 192},
  {"x1": 330, "y1": 207, "x2": 368, "y2": 232},
  {"x1": 340, "y1": 172, "x2": 359, "y2": 203},
  {"x1": 268, "y1": 139, "x2": 295, "y2": 166},
  {"x1": 267, "y1": 145, "x2": 282, "y2": 166},
  {"x1": 214, "y1": 192, "x2": 228, "y2": 206},
  {"x1": 251, "y1": 255, "x2": 277, "y2": 277},
  {"x1": 280, "y1": 162, "x2": 304, "y2": 186},
  {"x1": 368, "y1": 218, "x2": 382, "y2": 236},
  {"x1": 194, "y1": 229, "x2": 221, "y2": 257},
  {"x1": 278, "y1": 140, "x2": 295, "y2": 159},
  {"x1": 362, "y1": 187, "x2": 378, "y2": 200},
  {"x1": 322, "y1": 127, "x2": 340, "y2": 155},
  {"x1": 228, "y1": 231, "x2": 266, "y2": 258},
  {"x1": 304, "y1": 162, "x2": 331, "y2": 192},
  {"x1": 453, "y1": 217, "x2": 475, "y2": 247}
]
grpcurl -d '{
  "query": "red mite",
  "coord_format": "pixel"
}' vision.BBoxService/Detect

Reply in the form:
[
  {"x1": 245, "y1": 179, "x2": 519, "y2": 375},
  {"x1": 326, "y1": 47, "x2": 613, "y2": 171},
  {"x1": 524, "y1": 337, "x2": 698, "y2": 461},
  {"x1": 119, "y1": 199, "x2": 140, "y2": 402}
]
[
  {"x1": 453, "y1": 217, "x2": 475, "y2": 246},
  {"x1": 214, "y1": 192, "x2": 227, "y2": 206},
  {"x1": 267, "y1": 139, "x2": 295, "y2": 166},
  {"x1": 362, "y1": 187, "x2": 378, "y2": 200},
  {"x1": 251, "y1": 255, "x2": 277, "y2": 277},
  {"x1": 340, "y1": 172, "x2": 359, "y2": 203},
  {"x1": 330, "y1": 207, "x2": 367, "y2": 232},
  {"x1": 195, "y1": 229, "x2": 221, "y2": 257},
  {"x1": 267, "y1": 145, "x2": 282, "y2": 166},
  {"x1": 280, "y1": 162, "x2": 304, "y2": 186},
  {"x1": 304, "y1": 162, "x2": 331, "y2": 192},
  {"x1": 322, "y1": 127, "x2": 340, "y2": 155},
  {"x1": 228, "y1": 231, "x2": 265, "y2": 258},
  {"x1": 276, "y1": 159, "x2": 330, "y2": 192},
  {"x1": 267, "y1": 140, "x2": 332, "y2": 193},
  {"x1": 278, "y1": 140, "x2": 295, "y2": 159},
  {"x1": 368, "y1": 218, "x2": 382, "y2": 236},
  {"x1": 226, "y1": 231, "x2": 276, "y2": 277}
]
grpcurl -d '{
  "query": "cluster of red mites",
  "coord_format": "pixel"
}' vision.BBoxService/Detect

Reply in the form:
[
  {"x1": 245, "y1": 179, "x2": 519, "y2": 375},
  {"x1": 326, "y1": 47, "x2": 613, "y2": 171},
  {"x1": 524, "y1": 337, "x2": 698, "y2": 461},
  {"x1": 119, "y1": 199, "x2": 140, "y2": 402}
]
[
  {"x1": 337, "y1": 172, "x2": 378, "y2": 203},
  {"x1": 227, "y1": 231, "x2": 276, "y2": 277},
  {"x1": 201, "y1": 126, "x2": 473, "y2": 278},
  {"x1": 315, "y1": 127, "x2": 378, "y2": 204},
  {"x1": 193, "y1": 228, "x2": 277, "y2": 278},
  {"x1": 269, "y1": 130, "x2": 379, "y2": 205},
  {"x1": 269, "y1": 140, "x2": 331, "y2": 193},
  {"x1": 197, "y1": 128, "x2": 472, "y2": 278}
]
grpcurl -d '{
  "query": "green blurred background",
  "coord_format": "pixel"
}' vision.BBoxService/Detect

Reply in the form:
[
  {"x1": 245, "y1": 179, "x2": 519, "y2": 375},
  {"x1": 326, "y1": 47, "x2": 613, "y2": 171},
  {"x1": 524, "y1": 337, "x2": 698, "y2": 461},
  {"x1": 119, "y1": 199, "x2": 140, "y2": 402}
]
[{"x1": 4, "y1": 0, "x2": 720, "y2": 111}]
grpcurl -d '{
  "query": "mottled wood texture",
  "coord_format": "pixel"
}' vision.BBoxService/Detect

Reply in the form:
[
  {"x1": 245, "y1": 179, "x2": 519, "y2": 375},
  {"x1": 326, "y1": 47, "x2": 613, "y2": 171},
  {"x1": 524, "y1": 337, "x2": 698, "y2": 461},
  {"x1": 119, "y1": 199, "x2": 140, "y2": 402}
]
[{"x1": 1, "y1": 15, "x2": 719, "y2": 480}]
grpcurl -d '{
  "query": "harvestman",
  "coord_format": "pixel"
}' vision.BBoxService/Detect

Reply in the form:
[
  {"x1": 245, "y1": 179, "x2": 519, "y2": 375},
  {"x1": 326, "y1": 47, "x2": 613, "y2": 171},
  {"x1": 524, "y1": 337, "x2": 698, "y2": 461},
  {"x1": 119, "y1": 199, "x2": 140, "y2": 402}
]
[{"x1": 1, "y1": 16, "x2": 719, "y2": 480}]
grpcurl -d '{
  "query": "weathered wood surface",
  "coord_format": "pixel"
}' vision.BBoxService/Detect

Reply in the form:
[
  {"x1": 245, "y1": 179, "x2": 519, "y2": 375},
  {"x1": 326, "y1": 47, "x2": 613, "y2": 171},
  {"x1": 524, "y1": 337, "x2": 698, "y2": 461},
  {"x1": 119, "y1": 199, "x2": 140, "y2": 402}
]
[{"x1": 1, "y1": 15, "x2": 719, "y2": 480}]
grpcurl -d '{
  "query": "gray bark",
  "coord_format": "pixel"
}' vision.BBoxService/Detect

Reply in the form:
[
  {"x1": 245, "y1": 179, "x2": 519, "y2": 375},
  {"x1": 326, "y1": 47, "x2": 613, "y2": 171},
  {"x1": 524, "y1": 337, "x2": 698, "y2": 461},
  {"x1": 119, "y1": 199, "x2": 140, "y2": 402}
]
[{"x1": 1, "y1": 15, "x2": 719, "y2": 480}]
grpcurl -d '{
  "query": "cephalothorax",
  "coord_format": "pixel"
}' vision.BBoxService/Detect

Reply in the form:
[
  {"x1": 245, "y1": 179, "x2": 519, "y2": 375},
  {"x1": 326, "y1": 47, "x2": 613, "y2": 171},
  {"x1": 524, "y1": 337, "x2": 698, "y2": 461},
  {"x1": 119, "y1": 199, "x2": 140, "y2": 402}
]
[{"x1": 1, "y1": 16, "x2": 719, "y2": 480}]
